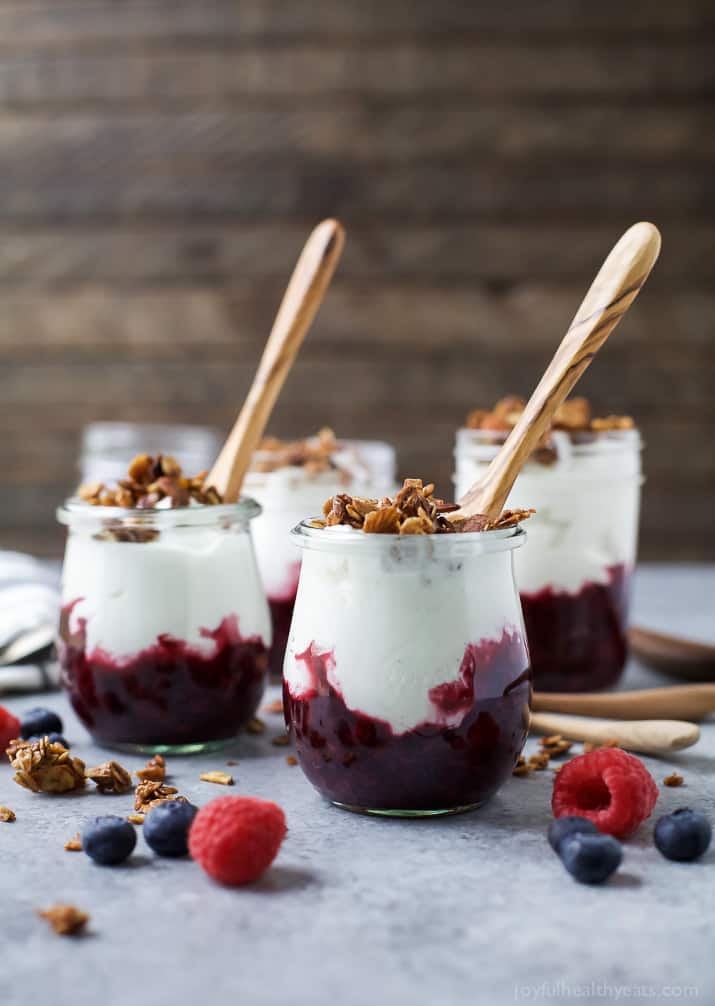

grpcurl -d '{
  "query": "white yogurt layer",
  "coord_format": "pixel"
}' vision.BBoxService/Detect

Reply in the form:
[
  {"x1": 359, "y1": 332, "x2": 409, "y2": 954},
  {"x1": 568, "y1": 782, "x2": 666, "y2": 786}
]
[
  {"x1": 454, "y1": 429, "x2": 642, "y2": 594},
  {"x1": 62, "y1": 524, "x2": 271, "y2": 659},
  {"x1": 285, "y1": 529, "x2": 526, "y2": 734}
]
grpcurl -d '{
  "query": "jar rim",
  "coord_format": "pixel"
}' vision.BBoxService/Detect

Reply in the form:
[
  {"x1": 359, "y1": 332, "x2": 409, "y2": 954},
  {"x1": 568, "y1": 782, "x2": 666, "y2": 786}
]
[
  {"x1": 456, "y1": 425, "x2": 642, "y2": 457},
  {"x1": 291, "y1": 519, "x2": 526, "y2": 555},
  {"x1": 57, "y1": 496, "x2": 262, "y2": 529}
]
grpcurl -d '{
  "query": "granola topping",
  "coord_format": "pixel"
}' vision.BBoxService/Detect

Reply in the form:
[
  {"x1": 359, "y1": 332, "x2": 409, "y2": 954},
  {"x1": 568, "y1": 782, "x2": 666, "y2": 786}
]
[
  {"x1": 8, "y1": 737, "x2": 86, "y2": 794},
  {"x1": 312, "y1": 478, "x2": 533, "y2": 535},
  {"x1": 38, "y1": 905, "x2": 89, "y2": 936},
  {"x1": 78, "y1": 453, "x2": 223, "y2": 510},
  {"x1": 466, "y1": 395, "x2": 634, "y2": 440},
  {"x1": 86, "y1": 760, "x2": 133, "y2": 794},
  {"x1": 252, "y1": 428, "x2": 351, "y2": 480}
]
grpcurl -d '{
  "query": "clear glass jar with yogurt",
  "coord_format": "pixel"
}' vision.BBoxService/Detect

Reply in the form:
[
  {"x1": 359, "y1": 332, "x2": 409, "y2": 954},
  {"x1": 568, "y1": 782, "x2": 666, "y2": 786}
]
[
  {"x1": 454, "y1": 427, "x2": 642, "y2": 692},
  {"x1": 244, "y1": 438, "x2": 396, "y2": 677},
  {"x1": 283, "y1": 522, "x2": 531, "y2": 816},
  {"x1": 57, "y1": 499, "x2": 271, "y2": 754}
]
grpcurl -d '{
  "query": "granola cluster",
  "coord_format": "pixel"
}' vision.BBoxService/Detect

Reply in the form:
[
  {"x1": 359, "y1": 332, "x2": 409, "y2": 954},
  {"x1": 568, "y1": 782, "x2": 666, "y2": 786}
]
[
  {"x1": 8, "y1": 737, "x2": 86, "y2": 794},
  {"x1": 252, "y1": 427, "x2": 350, "y2": 481},
  {"x1": 86, "y1": 760, "x2": 133, "y2": 794},
  {"x1": 466, "y1": 396, "x2": 634, "y2": 436},
  {"x1": 312, "y1": 478, "x2": 533, "y2": 535},
  {"x1": 39, "y1": 904, "x2": 89, "y2": 936},
  {"x1": 78, "y1": 453, "x2": 222, "y2": 510}
]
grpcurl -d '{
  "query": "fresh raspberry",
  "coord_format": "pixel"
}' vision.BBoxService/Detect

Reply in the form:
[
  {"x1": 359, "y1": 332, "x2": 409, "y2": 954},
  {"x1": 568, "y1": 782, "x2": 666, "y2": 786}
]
[
  {"x1": 552, "y1": 748, "x2": 658, "y2": 838},
  {"x1": 189, "y1": 796, "x2": 286, "y2": 886},
  {"x1": 0, "y1": 705, "x2": 21, "y2": 751}
]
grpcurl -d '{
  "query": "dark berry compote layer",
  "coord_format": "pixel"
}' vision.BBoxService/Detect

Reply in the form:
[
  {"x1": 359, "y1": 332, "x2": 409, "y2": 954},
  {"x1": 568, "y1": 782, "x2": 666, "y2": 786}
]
[
  {"x1": 520, "y1": 563, "x2": 631, "y2": 692},
  {"x1": 284, "y1": 630, "x2": 531, "y2": 813},
  {"x1": 266, "y1": 564, "x2": 301, "y2": 679},
  {"x1": 59, "y1": 600, "x2": 268, "y2": 747}
]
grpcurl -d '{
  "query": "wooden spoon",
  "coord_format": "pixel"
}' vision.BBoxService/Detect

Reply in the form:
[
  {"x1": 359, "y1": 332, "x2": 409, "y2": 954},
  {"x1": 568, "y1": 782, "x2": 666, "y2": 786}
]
[
  {"x1": 208, "y1": 219, "x2": 345, "y2": 501},
  {"x1": 453, "y1": 222, "x2": 661, "y2": 523},
  {"x1": 530, "y1": 711, "x2": 699, "y2": 755},
  {"x1": 629, "y1": 625, "x2": 715, "y2": 682},
  {"x1": 533, "y1": 684, "x2": 715, "y2": 722}
]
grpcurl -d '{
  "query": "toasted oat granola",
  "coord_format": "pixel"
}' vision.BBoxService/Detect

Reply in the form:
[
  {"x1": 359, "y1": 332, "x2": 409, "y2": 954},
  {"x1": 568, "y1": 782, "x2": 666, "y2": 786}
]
[
  {"x1": 663, "y1": 772, "x2": 684, "y2": 787},
  {"x1": 86, "y1": 760, "x2": 133, "y2": 794},
  {"x1": 466, "y1": 395, "x2": 634, "y2": 439},
  {"x1": 135, "y1": 754, "x2": 166, "y2": 783},
  {"x1": 64, "y1": 833, "x2": 82, "y2": 851},
  {"x1": 312, "y1": 478, "x2": 532, "y2": 535},
  {"x1": 38, "y1": 905, "x2": 89, "y2": 936},
  {"x1": 78, "y1": 453, "x2": 223, "y2": 510},
  {"x1": 0, "y1": 805, "x2": 16, "y2": 822},
  {"x1": 8, "y1": 737, "x2": 86, "y2": 794},
  {"x1": 199, "y1": 771, "x2": 234, "y2": 786},
  {"x1": 252, "y1": 427, "x2": 350, "y2": 479},
  {"x1": 134, "y1": 779, "x2": 187, "y2": 814}
]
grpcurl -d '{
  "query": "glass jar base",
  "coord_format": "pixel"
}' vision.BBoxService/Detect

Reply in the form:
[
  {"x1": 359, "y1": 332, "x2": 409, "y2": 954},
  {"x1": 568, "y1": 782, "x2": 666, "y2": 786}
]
[
  {"x1": 95, "y1": 737, "x2": 235, "y2": 757},
  {"x1": 332, "y1": 800, "x2": 484, "y2": 819}
]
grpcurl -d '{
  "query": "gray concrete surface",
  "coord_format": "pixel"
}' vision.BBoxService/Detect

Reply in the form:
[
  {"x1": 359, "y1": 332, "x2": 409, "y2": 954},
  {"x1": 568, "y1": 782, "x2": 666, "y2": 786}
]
[{"x1": 1, "y1": 564, "x2": 713, "y2": 1006}]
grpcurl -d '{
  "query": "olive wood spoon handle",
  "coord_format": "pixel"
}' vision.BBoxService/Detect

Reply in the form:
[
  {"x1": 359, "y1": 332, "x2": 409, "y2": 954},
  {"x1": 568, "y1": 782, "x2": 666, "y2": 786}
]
[
  {"x1": 454, "y1": 222, "x2": 661, "y2": 523},
  {"x1": 529, "y1": 712, "x2": 699, "y2": 756},
  {"x1": 532, "y1": 684, "x2": 715, "y2": 722},
  {"x1": 208, "y1": 219, "x2": 345, "y2": 501}
]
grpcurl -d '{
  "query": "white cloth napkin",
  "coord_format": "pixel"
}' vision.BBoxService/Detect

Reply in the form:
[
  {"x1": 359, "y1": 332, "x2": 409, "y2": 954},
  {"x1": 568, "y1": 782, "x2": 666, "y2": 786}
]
[{"x1": 0, "y1": 552, "x2": 61, "y2": 693}]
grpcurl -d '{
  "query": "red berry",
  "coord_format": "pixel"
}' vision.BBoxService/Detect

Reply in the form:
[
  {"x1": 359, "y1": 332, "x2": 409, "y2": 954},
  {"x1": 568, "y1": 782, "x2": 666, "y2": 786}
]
[
  {"x1": 552, "y1": 748, "x2": 658, "y2": 838},
  {"x1": 189, "y1": 795, "x2": 286, "y2": 886},
  {"x1": 0, "y1": 705, "x2": 21, "y2": 751}
]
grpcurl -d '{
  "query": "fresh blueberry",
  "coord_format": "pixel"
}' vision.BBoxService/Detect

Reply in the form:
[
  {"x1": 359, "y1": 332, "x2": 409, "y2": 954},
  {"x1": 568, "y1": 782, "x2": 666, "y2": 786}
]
[
  {"x1": 20, "y1": 707, "x2": 63, "y2": 740},
  {"x1": 82, "y1": 816, "x2": 137, "y2": 866},
  {"x1": 28, "y1": 732, "x2": 69, "y2": 748},
  {"x1": 654, "y1": 808, "x2": 712, "y2": 862},
  {"x1": 559, "y1": 833, "x2": 622, "y2": 884},
  {"x1": 143, "y1": 801, "x2": 199, "y2": 858},
  {"x1": 548, "y1": 815, "x2": 599, "y2": 853}
]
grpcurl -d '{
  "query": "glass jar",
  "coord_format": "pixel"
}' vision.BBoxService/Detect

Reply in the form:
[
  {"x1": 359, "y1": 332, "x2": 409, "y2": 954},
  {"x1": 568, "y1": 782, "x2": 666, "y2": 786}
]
[
  {"x1": 80, "y1": 422, "x2": 222, "y2": 485},
  {"x1": 56, "y1": 499, "x2": 271, "y2": 754},
  {"x1": 454, "y1": 427, "x2": 643, "y2": 692},
  {"x1": 283, "y1": 523, "x2": 531, "y2": 816},
  {"x1": 244, "y1": 439, "x2": 397, "y2": 678}
]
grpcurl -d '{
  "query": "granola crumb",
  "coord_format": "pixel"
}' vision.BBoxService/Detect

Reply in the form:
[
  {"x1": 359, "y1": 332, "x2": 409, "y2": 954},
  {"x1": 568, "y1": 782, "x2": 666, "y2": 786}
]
[
  {"x1": 86, "y1": 760, "x2": 133, "y2": 794},
  {"x1": 263, "y1": 698, "x2": 284, "y2": 715},
  {"x1": 226, "y1": 760, "x2": 238, "y2": 767},
  {"x1": 527, "y1": 752, "x2": 550, "y2": 771},
  {"x1": 199, "y1": 771, "x2": 234, "y2": 786},
  {"x1": 271, "y1": 734, "x2": 291, "y2": 747},
  {"x1": 0, "y1": 805, "x2": 16, "y2": 822},
  {"x1": 538, "y1": 734, "x2": 573, "y2": 758},
  {"x1": 134, "y1": 779, "x2": 186, "y2": 814},
  {"x1": 8, "y1": 737, "x2": 86, "y2": 794},
  {"x1": 663, "y1": 772, "x2": 684, "y2": 788},
  {"x1": 245, "y1": 717, "x2": 266, "y2": 734},
  {"x1": 512, "y1": 757, "x2": 531, "y2": 777},
  {"x1": 285, "y1": 755, "x2": 298, "y2": 766},
  {"x1": 38, "y1": 905, "x2": 89, "y2": 936},
  {"x1": 135, "y1": 754, "x2": 166, "y2": 783},
  {"x1": 64, "y1": 833, "x2": 82, "y2": 851},
  {"x1": 127, "y1": 814, "x2": 145, "y2": 825}
]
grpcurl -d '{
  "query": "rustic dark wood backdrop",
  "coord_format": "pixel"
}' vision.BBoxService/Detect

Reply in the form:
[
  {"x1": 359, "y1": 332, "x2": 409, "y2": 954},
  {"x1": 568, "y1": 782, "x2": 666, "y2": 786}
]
[{"x1": 1, "y1": 1, "x2": 713, "y2": 558}]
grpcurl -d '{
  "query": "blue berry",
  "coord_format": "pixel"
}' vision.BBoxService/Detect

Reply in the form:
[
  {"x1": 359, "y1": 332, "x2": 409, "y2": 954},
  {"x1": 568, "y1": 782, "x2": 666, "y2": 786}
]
[
  {"x1": 20, "y1": 707, "x2": 63, "y2": 740},
  {"x1": 28, "y1": 733, "x2": 69, "y2": 748},
  {"x1": 82, "y1": 816, "x2": 137, "y2": 866},
  {"x1": 143, "y1": 801, "x2": 199, "y2": 858},
  {"x1": 559, "y1": 833, "x2": 622, "y2": 884},
  {"x1": 548, "y1": 815, "x2": 599, "y2": 853},
  {"x1": 654, "y1": 808, "x2": 712, "y2": 862}
]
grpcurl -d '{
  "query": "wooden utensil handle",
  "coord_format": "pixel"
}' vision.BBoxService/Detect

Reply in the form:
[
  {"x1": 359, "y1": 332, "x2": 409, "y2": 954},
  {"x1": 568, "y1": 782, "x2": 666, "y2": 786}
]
[
  {"x1": 208, "y1": 219, "x2": 345, "y2": 501},
  {"x1": 532, "y1": 685, "x2": 715, "y2": 722},
  {"x1": 458, "y1": 222, "x2": 661, "y2": 521},
  {"x1": 529, "y1": 712, "x2": 699, "y2": 755}
]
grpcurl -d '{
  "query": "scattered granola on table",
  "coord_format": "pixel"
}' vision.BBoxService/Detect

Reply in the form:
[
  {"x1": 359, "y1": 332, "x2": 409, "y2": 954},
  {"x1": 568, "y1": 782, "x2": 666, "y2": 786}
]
[
  {"x1": 64, "y1": 833, "x2": 82, "y2": 852},
  {"x1": 200, "y1": 771, "x2": 234, "y2": 786},
  {"x1": 312, "y1": 478, "x2": 533, "y2": 535},
  {"x1": 86, "y1": 760, "x2": 133, "y2": 794},
  {"x1": 663, "y1": 772, "x2": 685, "y2": 787},
  {"x1": 134, "y1": 780, "x2": 187, "y2": 814},
  {"x1": 0, "y1": 805, "x2": 16, "y2": 822},
  {"x1": 539, "y1": 735, "x2": 573, "y2": 758},
  {"x1": 77, "y1": 453, "x2": 223, "y2": 510},
  {"x1": 245, "y1": 717, "x2": 266, "y2": 734},
  {"x1": 271, "y1": 734, "x2": 291, "y2": 747},
  {"x1": 285, "y1": 755, "x2": 298, "y2": 767},
  {"x1": 8, "y1": 737, "x2": 86, "y2": 794},
  {"x1": 38, "y1": 905, "x2": 89, "y2": 936},
  {"x1": 135, "y1": 754, "x2": 166, "y2": 783},
  {"x1": 127, "y1": 814, "x2": 145, "y2": 825},
  {"x1": 512, "y1": 757, "x2": 531, "y2": 778}
]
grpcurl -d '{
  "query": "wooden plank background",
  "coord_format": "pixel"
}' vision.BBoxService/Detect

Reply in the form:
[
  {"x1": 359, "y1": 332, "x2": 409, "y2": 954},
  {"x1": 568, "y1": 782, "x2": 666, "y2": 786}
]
[{"x1": 1, "y1": 0, "x2": 713, "y2": 558}]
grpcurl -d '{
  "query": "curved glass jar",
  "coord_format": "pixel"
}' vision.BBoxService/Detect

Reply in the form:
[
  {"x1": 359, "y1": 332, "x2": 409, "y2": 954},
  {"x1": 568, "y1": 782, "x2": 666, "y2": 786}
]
[
  {"x1": 57, "y1": 499, "x2": 271, "y2": 754},
  {"x1": 244, "y1": 439, "x2": 397, "y2": 678},
  {"x1": 454, "y1": 427, "x2": 642, "y2": 692},
  {"x1": 283, "y1": 523, "x2": 531, "y2": 816}
]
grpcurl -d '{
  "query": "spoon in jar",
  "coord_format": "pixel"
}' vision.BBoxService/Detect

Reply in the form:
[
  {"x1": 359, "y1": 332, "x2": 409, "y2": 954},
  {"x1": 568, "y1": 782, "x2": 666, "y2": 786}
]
[
  {"x1": 451, "y1": 222, "x2": 661, "y2": 525},
  {"x1": 207, "y1": 219, "x2": 345, "y2": 501}
]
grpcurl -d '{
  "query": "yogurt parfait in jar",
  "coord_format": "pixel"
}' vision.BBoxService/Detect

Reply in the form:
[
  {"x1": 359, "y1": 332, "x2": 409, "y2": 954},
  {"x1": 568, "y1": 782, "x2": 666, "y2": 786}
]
[
  {"x1": 57, "y1": 454, "x2": 271, "y2": 753},
  {"x1": 283, "y1": 478, "x2": 533, "y2": 816},
  {"x1": 455, "y1": 397, "x2": 642, "y2": 692},
  {"x1": 243, "y1": 428, "x2": 396, "y2": 677}
]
